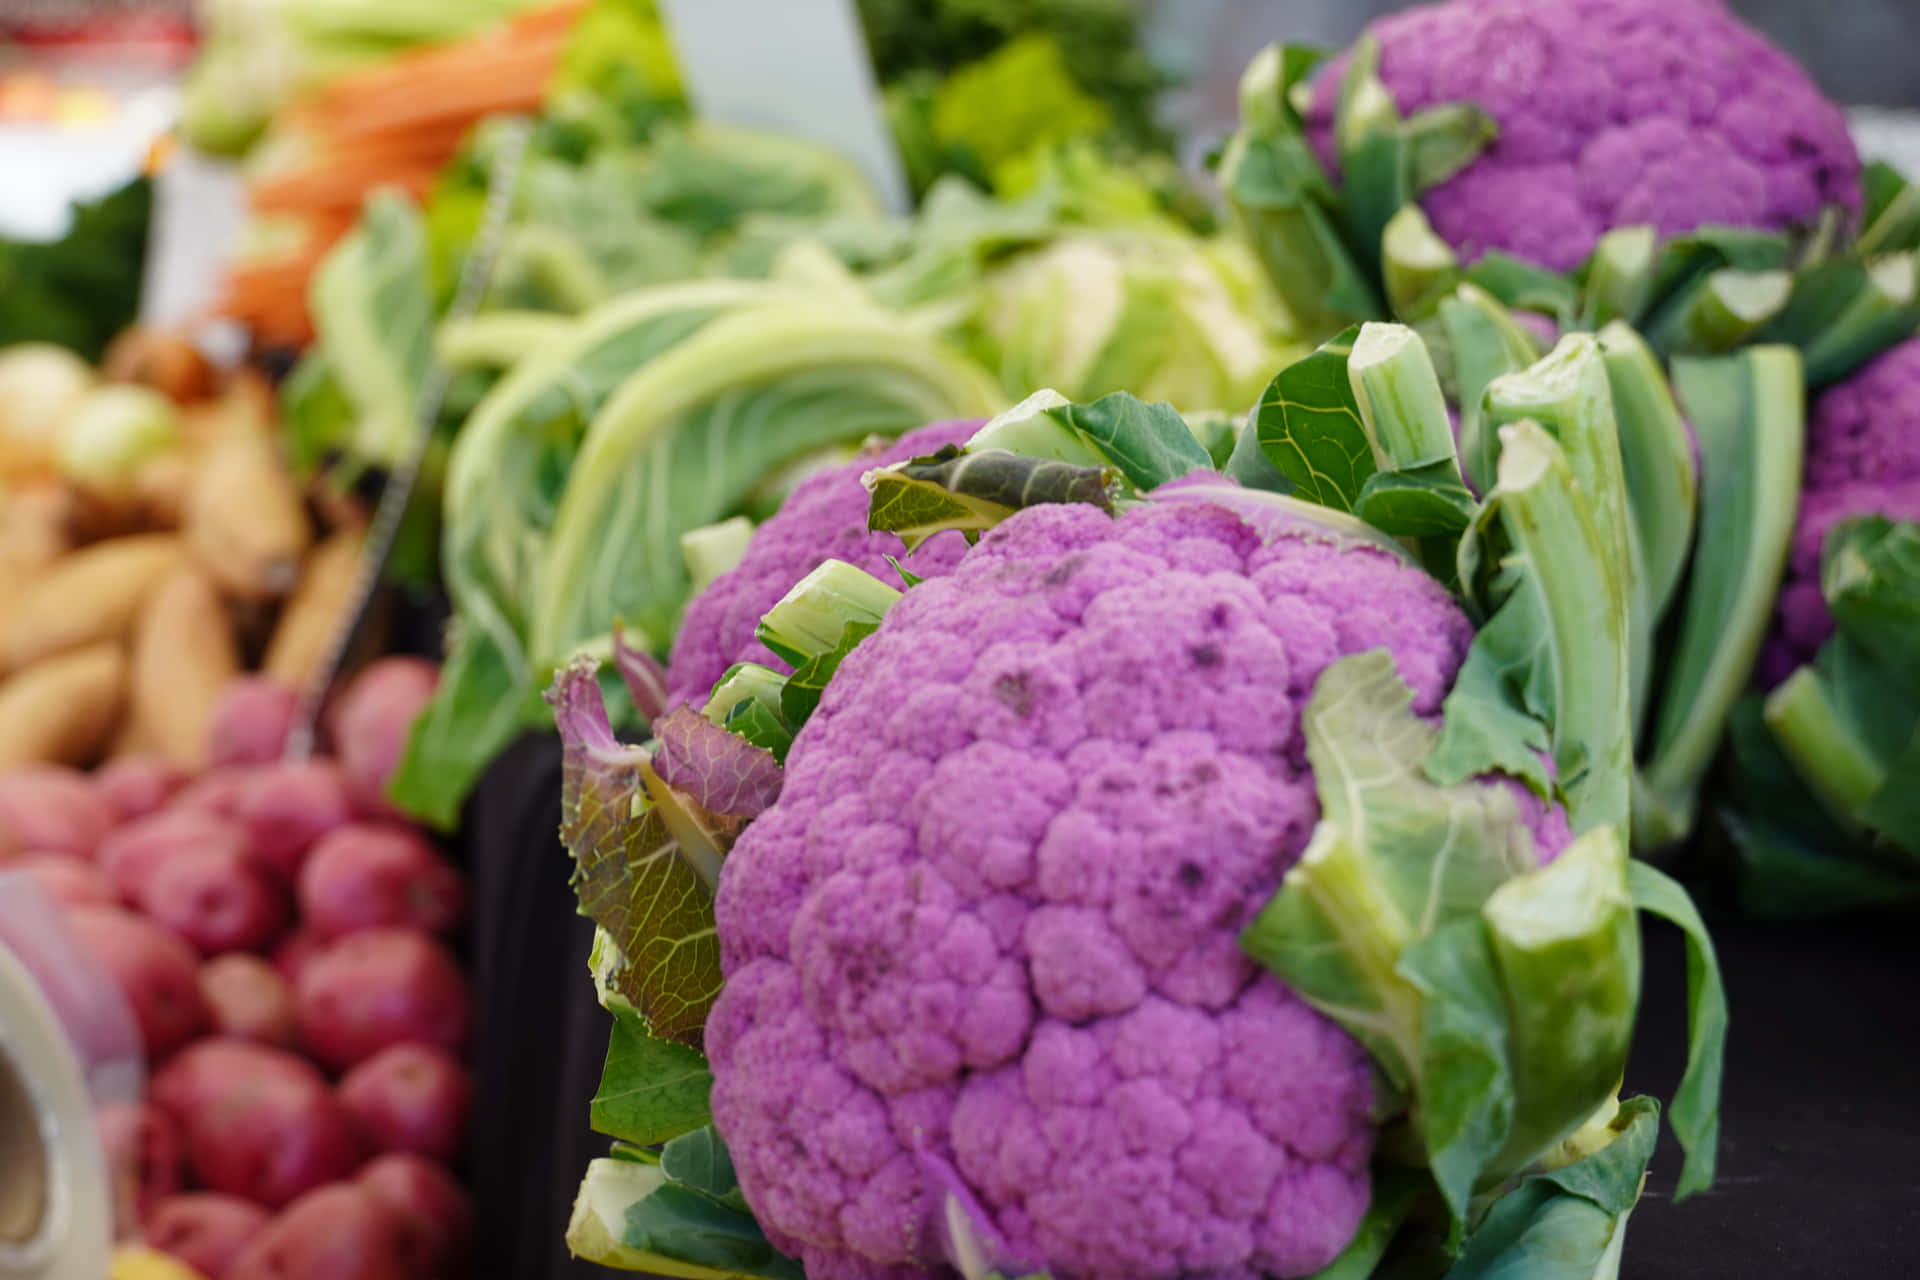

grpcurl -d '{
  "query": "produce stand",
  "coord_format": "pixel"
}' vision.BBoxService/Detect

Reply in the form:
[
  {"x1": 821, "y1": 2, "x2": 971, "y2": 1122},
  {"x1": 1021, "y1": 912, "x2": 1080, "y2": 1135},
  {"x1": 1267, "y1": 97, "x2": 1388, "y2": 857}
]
[{"x1": 5, "y1": 2, "x2": 1920, "y2": 1279}]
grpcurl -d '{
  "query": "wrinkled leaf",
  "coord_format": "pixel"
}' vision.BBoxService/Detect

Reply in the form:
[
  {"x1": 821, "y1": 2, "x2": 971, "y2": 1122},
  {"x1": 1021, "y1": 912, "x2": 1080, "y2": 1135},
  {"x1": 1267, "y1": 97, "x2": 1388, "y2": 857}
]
[
  {"x1": 615, "y1": 624, "x2": 673, "y2": 723},
  {"x1": 652, "y1": 707, "x2": 785, "y2": 818},
  {"x1": 1253, "y1": 328, "x2": 1376, "y2": 512},
  {"x1": 568, "y1": 1157, "x2": 804, "y2": 1279},
  {"x1": 549, "y1": 660, "x2": 723, "y2": 1047},
  {"x1": 867, "y1": 445, "x2": 1115, "y2": 549}
]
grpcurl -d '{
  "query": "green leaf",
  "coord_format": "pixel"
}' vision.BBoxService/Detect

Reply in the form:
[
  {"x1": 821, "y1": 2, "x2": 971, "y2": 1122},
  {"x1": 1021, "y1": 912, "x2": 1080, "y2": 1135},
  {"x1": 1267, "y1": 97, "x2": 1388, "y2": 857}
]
[
  {"x1": 1444, "y1": 1096, "x2": 1659, "y2": 1280},
  {"x1": 1640, "y1": 349, "x2": 1803, "y2": 847},
  {"x1": 568, "y1": 1157, "x2": 804, "y2": 1279},
  {"x1": 1463, "y1": 254, "x2": 1579, "y2": 325},
  {"x1": 1396, "y1": 918, "x2": 1514, "y2": 1225},
  {"x1": 1253, "y1": 328, "x2": 1376, "y2": 512},
  {"x1": 1354, "y1": 464, "x2": 1477, "y2": 539},
  {"x1": 1053, "y1": 393, "x2": 1215, "y2": 491},
  {"x1": 780, "y1": 620, "x2": 880, "y2": 726},
  {"x1": 1823, "y1": 517, "x2": 1920, "y2": 702},
  {"x1": 661, "y1": 1128, "x2": 747, "y2": 1212},
  {"x1": 1431, "y1": 412, "x2": 1633, "y2": 837},
  {"x1": 1437, "y1": 285, "x2": 1542, "y2": 497},
  {"x1": 1625, "y1": 862, "x2": 1726, "y2": 1198},
  {"x1": 388, "y1": 624, "x2": 542, "y2": 831},
  {"x1": 866, "y1": 446, "x2": 1116, "y2": 549},
  {"x1": 308, "y1": 192, "x2": 437, "y2": 469},
  {"x1": 529, "y1": 300, "x2": 1000, "y2": 667},
  {"x1": 592, "y1": 1004, "x2": 714, "y2": 1146},
  {"x1": 1596, "y1": 323, "x2": 1698, "y2": 623},
  {"x1": 550, "y1": 662, "x2": 723, "y2": 1047},
  {"x1": 1859, "y1": 161, "x2": 1920, "y2": 257},
  {"x1": 1241, "y1": 651, "x2": 1539, "y2": 1092},
  {"x1": 1754, "y1": 255, "x2": 1920, "y2": 389}
]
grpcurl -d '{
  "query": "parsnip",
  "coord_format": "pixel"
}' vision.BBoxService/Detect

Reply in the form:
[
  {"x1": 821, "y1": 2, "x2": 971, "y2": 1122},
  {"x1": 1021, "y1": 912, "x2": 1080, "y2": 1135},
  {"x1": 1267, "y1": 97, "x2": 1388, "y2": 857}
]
[
  {"x1": 263, "y1": 525, "x2": 367, "y2": 689},
  {"x1": 130, "y1": 566, "x2": 242, "y2": 769},
  {"x1": 184, "y1": 419, "x2": 312, "y2": 599},
  {"x1": 3, "y1": 533, "x2": 182, "y2": 673},
  {"x1": 0, "y1": 642, "x2": 127, "y2": 767}
]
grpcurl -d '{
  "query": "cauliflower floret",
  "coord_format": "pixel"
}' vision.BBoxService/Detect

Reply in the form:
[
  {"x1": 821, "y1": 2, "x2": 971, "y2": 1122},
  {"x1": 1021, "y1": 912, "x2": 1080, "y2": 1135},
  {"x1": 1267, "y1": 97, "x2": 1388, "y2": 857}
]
[
  {"x1": 1762, "y1": 337, "x2": 1920, "y2": 683},
  {"x1": 667, "y1": 421, "x2": 981, "y2": 706},
  {"x1": 1307, "y1": 0, "x2": 1860, "y2": 272},
  {"x1": 707, "y1": 498, "x2": 1535, "y2": 1280}
]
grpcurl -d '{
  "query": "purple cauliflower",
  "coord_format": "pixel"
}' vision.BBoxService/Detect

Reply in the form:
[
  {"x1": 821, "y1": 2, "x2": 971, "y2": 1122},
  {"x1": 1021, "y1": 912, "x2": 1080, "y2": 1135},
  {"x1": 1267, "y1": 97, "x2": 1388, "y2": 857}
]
[
  {"x1": 1308, "y1": 0, "x2": 1861, "y2": 272},
  {"x1": 705, "y1": 494, "x2": 1567, "y2": 1280},
  {"x1": 668, "y1": 421, "x2": 982, "y2": 706},
  {"x1": 1762, "y1": 336, "x2": 1920, "y2": 684}
]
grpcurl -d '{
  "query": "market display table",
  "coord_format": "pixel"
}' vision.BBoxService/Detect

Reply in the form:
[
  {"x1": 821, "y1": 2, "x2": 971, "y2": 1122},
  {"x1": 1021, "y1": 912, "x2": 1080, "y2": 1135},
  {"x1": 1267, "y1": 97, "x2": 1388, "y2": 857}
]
[{"x1": 463, "y1": 737, "x2": 1920, "y2": 1280}]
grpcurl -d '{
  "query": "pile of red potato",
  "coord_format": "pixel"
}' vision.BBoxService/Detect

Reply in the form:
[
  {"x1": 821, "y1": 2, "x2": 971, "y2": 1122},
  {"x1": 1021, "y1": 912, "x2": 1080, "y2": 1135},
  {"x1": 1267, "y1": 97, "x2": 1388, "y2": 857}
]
[{"x1": 0, "y1": 657, "x2": 473, "y2": 1279}]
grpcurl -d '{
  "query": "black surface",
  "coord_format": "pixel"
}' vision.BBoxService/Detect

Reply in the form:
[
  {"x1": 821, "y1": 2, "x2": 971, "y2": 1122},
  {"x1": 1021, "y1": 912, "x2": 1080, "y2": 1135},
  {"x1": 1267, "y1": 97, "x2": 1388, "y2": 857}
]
[
  {"x1": 1625, "y1": 912, "x2": 1920, "y2": 1278},
  {"x1": 460, "y1": 733, "x2": 1920, "y2": 1279},
  {"x1": 461, "y1": 733, "x2": 611, "y2": 1280}
]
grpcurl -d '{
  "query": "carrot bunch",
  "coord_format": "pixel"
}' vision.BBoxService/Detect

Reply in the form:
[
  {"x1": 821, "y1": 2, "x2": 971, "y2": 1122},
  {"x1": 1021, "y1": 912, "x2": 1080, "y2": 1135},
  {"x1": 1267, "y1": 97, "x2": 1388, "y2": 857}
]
[{"x1": 215, "y1": 1, "x2": 587, "y2": 351}]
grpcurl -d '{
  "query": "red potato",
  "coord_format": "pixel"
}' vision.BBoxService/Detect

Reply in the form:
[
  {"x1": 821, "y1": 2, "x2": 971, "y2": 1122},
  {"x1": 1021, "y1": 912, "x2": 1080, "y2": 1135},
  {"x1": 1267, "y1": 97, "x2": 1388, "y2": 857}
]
[
  {"x1": 210, "y1": 677, "x2": 300, "y2": 767},
  {"x1": 328, "y1": 658, "x2": 437, "y2": 819},
  {"x1": 295, "y1": 929, "x2": 470, "y2": 1072},
  {"x1": 143, "y1": 1193, "x2": 271, "y2": 1277},
  {"x1": 237, "y1": 760, "x2": 354, "y2": 880},
  {"x1": 95, "y1": 755, "x2": 191, "y2": 823},
  {"x1": 171, "y1": 765, "x2": 259, "y2": 819},
  {"x1": 138, "y1": 845, "x2": 290, "y2": 955},
  {"x1": 97, "y1": 807, "x2": 250, "y2": 904},
  {"x1": 200, "y1": 953, "x2": 298, "y2": 1048},
  {"x1": 337, "y1": 1044, "x2": 471, "y2": 1161},
  {"x1": 95, "y1": 1100, "x2": 182, "y2": 1219},
  {"x1": 149, "y1": 1039, "x2": 320, "y2": 1123},
  {"x1": 272, "y1": 930, "x2": 326, "y2": 987},
  {"x1": 224, "y1": 1183, "x2": 436, "y2": 1280},
  {"x1": 177, "y1": 1053, "x2": 364, "y2": 1207},
  {"x1": 64, "y1": 905, "x2": 206, "y2": 1059},
  {"x1": 296, "y1": 825, "x2": 465, "y2": 940},
  {"x1": 0, "y1": 766, "x2": 112, "y2": 857},
  {"x1": 357, "y1": 1153, "x2": 472, "y2": 1272},
  {"x1": 9, "y1": 851, "x2": 116, "y2": 906}
]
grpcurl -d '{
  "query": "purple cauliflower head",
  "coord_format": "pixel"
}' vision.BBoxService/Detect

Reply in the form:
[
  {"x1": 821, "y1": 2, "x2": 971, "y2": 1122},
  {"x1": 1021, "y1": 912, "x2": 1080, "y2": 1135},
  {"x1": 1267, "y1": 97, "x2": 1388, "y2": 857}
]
[
  {"x1": 667, "y1": 421, "x2": 982, "y2": 707},
  {"x1": 1763, "y1": 337, "x2": 1920, "y2": 684},
  {"x1": 1308, "y1": 0, "x2": 1860, "y2": 272},
  {"x1": 706, "y1": 494, "x2": 1565, "y2": 1280}
]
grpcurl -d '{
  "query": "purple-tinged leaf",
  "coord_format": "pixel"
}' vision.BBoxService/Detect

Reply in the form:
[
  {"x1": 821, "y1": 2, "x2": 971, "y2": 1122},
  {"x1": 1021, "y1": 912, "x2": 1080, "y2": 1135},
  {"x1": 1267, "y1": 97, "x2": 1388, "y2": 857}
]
[
  {"x1": 653, "y1": 707, "x2": 786, "y2": 818},
  {"x1": 615, "y1": 621, "x2": 671, "y2": 723},
  {"x1": 546, "y1": 659, "x2": 722, "y2": 1047}
]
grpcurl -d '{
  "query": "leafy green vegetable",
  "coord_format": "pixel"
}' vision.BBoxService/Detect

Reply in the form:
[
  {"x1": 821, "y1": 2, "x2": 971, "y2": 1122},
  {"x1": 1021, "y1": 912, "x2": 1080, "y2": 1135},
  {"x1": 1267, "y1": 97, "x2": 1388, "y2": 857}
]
[
  {"x1": 526, "y1": 298, "x2": 999, "y2": 666},
  {"x1": 0, "y1": 178, "x2": 151, "y2": 362},
  {"x1": 305, "y1": 192, "x2": 438, "y2": 470}
]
